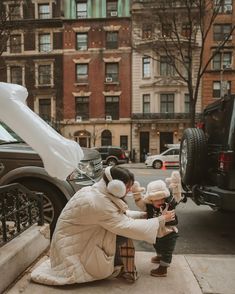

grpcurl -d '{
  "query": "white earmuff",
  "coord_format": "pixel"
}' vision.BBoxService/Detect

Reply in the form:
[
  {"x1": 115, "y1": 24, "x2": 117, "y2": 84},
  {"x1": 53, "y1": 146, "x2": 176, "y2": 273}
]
[{"x1": 105, "y1": 166, "x2": 126, "y2": 198}]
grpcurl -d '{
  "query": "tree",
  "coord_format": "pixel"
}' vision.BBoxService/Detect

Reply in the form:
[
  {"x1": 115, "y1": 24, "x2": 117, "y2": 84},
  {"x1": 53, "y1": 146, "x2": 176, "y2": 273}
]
[{"x1": 132, "y1": 0, "x2": 235, "y2": 126}]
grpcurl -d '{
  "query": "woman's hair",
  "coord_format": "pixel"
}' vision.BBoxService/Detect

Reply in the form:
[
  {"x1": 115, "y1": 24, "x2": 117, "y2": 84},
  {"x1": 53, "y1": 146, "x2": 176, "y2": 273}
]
[{"x1": 103, "y1": 166, "x2": 134, "y2": 186}]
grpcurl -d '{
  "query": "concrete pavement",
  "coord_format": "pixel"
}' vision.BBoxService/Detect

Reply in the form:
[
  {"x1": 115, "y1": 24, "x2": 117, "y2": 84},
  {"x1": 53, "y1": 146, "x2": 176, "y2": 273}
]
[{"x1": 5, "y1": 251, "x2": 235, "y2": 294}]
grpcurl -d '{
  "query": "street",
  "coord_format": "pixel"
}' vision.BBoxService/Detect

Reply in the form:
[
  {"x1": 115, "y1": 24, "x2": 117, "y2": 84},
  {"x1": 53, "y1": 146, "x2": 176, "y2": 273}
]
[{"x1": 125, "y1": 168, "x2": 235, "y2": 254}]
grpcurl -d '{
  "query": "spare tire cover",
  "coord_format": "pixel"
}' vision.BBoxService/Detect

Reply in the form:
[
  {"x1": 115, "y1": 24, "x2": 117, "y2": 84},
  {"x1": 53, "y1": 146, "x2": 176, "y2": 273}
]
[{"x1": 180, "y1": 128, "x2": 207, "y2": 186}]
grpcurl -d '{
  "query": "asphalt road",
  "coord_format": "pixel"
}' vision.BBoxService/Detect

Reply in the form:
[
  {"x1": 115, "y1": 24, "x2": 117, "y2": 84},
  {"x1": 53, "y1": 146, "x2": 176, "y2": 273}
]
[{"x1": 126, "y1": 168, "x2": 235, "y2": 255}]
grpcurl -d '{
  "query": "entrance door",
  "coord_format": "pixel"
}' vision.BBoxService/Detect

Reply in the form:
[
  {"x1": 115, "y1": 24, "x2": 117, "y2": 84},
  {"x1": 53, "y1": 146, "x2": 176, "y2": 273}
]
[
  {"x1": 79, "y1": 137, "x2": 87, "y2": 147},
  {"x1": 140, "y1": 132, "x2": 149, "y2": 162},
  {"x1": 160, "y1": 132, "x2": 173, "y2": 153}
]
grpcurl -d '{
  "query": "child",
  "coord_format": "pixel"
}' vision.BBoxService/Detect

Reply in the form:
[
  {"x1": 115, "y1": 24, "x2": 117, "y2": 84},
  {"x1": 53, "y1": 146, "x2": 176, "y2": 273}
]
[{"x1": 132, "y1": 171, "x2": 182, "y2": 277}]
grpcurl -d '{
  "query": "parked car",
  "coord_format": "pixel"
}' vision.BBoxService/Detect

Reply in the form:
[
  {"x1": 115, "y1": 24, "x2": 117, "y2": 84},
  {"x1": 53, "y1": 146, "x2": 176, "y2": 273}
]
[
  {"x1": 0, "y1": 122, "x2": 103, "y2": 233},
  {"x1": 180, "y1": 95, "x2": 235, "y2": 211},
  {"x1": 93, "y1": 146, "x2": 129, "y2": 166},
  {"x1": 145, "y1": 145, "x2": 180, "y2": 169}
]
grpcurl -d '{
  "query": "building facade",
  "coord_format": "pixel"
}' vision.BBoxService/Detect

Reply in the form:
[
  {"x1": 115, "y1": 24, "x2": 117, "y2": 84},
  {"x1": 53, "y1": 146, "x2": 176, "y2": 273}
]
[
  {"x1": 202, "y1": 0, "x2": 235, "y2": 107},
  {"x1": 0, "y1": 0, "x2": 64, "y2": 130},
  {"x1": 60, "y1": 0, "x2": 132, "y2": 150},
  {"x1": 131, "y1": 1, "x2": 202, "y2": 161}
]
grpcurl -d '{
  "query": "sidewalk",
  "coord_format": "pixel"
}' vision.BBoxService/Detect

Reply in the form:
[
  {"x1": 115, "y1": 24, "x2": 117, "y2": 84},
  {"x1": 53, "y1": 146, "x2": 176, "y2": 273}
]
[{"x1": 5, "y1": 251, "x2": 235, "y2": 294}]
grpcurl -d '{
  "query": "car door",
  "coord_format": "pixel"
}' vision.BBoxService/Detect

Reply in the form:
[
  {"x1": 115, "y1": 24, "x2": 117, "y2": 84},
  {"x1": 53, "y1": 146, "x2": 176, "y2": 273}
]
[{"x1": 163, "y1": 148, "x2": 179, "y2": 167}]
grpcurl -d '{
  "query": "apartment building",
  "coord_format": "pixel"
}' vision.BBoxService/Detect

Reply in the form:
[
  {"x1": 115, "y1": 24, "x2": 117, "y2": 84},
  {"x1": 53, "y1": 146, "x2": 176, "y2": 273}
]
[
  {"x1": 61, "y1": 0, "x2": 132, "y2": 150},
  {"x1": 202, "y1": 0, "x2": 235, "y2": 107},
  {"x1": 0, "y1": 0, "x2": 64, "y2": 130},
  {"x1": 131, "y1": 1, "x2": 202, "y2": 161}
]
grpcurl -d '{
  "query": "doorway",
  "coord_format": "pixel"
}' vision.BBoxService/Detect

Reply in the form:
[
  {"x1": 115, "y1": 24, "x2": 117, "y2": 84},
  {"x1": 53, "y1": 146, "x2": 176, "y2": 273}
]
[
  {"x1": 140, "y1": 132, "x2": 149, "y2": 162},
  {"x1": 160, "y1": 132, "x2": 173, "y2": 153}
]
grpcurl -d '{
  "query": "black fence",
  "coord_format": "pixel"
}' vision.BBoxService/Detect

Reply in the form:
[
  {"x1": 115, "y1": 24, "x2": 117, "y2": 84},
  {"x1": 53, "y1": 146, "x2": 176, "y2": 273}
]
[{"x1": 0, "y1": 183, "x2": 44, "y2": 247}]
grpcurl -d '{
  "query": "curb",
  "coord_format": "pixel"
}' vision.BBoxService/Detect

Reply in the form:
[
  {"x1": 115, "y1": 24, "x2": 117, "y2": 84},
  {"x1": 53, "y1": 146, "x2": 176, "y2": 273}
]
[{"x1": 0, "y1": 224, "x2": 50, "y2": 293}]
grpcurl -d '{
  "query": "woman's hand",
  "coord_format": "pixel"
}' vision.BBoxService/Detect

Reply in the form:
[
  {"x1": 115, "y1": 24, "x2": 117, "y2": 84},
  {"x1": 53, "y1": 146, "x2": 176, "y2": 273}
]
[{"x1": 162, "y1": 209, "x2": 175, "y2": 222}]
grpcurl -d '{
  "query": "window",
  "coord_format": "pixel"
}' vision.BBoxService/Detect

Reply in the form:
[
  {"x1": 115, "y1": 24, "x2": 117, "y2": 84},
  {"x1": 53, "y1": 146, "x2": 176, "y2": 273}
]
[
  {"x1": 75, "y1": 97, "x2": 89, "y2": 120},
  {"x1": 39, "y1": 98, "x2": 51, "y2": 121},
  {"x1": 106, "y1": 32, "x2": 118, "y2": 49},
  {"x1": 101, "y1": 130, "x2": 112, "y2": 146},
  {"x1": 120, "y1": 136, "x2": 128, "y2": 150},
  {"x1": 184, "y1": 94, "x2": 190, "y2": 113},
  {"x1": 160, "y1": 56, "x2": 175, "y2": 76},
  {"x1": 105, "y1": 96, "x2": 119, "y2": 119},
  {"x1": 106, "y1": 0, "x2": 118, "y2": 17},
  {"x1": 38, "y1": 4, "x2": 50, "y2": 19},
  {"x1": 143, "y1": 94, "x2": 150, "y2": 113},
  {"x1": 143, "y1": 57, "x2": 150, "y2": 78},
  {"x1": 105, "y1": 63, "x2": 118, "y2": 82},
  {"x1": 162, "y1": 23, "x2": 172, "y2": 37},
  {"x1": 213, "y1": 81, "x2": 231, "y2": 98},
  {"x1": 38, "y1": 65, "x2": 51, "y2": 85},
  {"x1": 212, "y1": 52, "x2": 232, "y2": 70},
  {"x1": 76, "y1": 33, "x2": 88, "y2": 50},
  {"x1": 142, "y1": 23, "x2": 152, "y2": 39},
  {"x1": 10, "y1": 35, "x2": 21, "y2": 53},
  {"x1": 181, "y1": 23, "x2": 191, "y2": 38},
  {"x1": 160, "y1": 94, "x2": 174, "y2": 113},
  {"x1": 76, "y1": 64, "x2": 88, "y2": 83},
  {"x1": 39, "y1": 33, "x2": 51, "y2": 52},
  {"x1": 10, "y1": 66, "x2": 23, "y2": 85},
  {"x1": 9, "y1": 4, "x2": 21, "y2": 20},
  {"x1": 214, "y1": 0, "x2": 232, "y2": 14},
  {"x1": 213, "y1": 24, "x2": 232, "y2": 41},
  {"x1": 76, "y1": 1, "x2": 87, "y2": 18}
]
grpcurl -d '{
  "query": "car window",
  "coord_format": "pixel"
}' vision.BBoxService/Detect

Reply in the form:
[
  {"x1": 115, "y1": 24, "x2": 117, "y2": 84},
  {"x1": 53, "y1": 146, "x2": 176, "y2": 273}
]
[
  {"x1": 173, "y1": 149, "x2": 180, "y2": 155},
  {"x1": 164, "y1": 149, "x2": 174, "y2": 156}
]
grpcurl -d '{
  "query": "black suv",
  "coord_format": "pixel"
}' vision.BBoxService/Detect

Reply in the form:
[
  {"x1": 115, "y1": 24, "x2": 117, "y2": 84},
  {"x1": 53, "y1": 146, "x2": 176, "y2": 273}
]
[
  {"x1": 0, "y1": 122, "x2": 103, "y2": 232},
  {"x1": 94, "y1": 146, "x2": 129, "y2": 166},
  {"x1": 180, "y1": 95, "x2": 235, "y2": 211}
]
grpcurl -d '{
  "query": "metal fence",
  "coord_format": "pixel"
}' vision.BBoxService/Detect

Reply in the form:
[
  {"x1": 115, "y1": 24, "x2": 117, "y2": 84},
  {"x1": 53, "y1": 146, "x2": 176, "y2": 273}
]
[{"x1": 0, "y1": 183, "x2": 44, "y2": 247}]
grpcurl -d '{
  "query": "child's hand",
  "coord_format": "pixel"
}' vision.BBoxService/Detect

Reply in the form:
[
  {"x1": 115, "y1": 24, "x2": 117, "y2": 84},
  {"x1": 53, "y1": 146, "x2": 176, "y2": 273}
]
[
  {"x1": 162, "y1": 209, "x2": 175, "y2": 222},
  {"x1": 131, "y1": 181, "x2": 145, "y2": 194}
]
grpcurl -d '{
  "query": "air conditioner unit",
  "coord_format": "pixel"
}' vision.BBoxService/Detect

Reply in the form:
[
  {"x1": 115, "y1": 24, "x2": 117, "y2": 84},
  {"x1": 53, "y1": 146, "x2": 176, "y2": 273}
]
[
  {"x1": 76, "y1": 116, "x2": 82, "y2": 122},
  {"x1": 225, "y1": 5, "x2": 232, "y2": 13},
  {"x1": 110, "y1": 11, "x2": 118, "y2": 17},
  {"x1": 106, "y1": 115, "x2": 112, "y2": 121},
  {"x1": 105, "y1": 77, "x2": 113, "y2": 83}
]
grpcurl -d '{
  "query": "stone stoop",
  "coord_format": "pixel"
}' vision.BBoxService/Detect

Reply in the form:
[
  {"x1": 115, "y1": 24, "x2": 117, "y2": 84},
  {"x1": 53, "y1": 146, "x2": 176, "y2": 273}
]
[{"x1": 0, "y1": 224, "x2": 50, "y2": 293}]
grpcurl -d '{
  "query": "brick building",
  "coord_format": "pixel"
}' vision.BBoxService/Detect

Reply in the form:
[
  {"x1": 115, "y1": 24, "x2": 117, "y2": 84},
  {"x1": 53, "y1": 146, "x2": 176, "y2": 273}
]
[
  {"x1": 61, "y1": 0, "x2": 132, "y2": 150},
  {"x1": 0, "y1": 0, "x2": 64, "y2": 130}
]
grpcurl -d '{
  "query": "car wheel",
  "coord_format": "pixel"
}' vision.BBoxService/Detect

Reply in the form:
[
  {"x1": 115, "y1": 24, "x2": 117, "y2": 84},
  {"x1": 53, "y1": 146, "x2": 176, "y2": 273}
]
[
  {"x1": 107, "y1": 158, "x2": 118, "y2": 166},
  {"x1": 180, "y1": 128, "x2": 207, "y2": 185},
  {"x1": 153, "y1": 160, "x2": 162, "y2": 169},
  {"x1": 17, "y1": 179, "x2": 67, "y2": 238}
]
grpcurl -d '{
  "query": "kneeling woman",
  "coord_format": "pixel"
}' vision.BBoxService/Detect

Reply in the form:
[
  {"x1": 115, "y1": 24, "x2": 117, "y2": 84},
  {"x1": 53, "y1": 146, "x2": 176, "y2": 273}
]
[{"x1": 31, "y1": 166, "x2": 175, "y2": 286}]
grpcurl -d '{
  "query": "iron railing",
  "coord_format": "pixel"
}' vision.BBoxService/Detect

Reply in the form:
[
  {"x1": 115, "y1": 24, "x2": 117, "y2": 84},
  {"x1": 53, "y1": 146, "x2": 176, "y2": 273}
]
[
  {"x1": 132, "y1": 112, "x2": 202, "y2": 120},
  {"x1": 0, "y1": 183, "x2": 44, "y2": 247}
]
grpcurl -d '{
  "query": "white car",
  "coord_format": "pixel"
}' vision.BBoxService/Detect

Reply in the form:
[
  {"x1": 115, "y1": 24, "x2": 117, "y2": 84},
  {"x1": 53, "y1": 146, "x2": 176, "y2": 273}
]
[{"x1": 145, "y1": 146, "x2": 180, "y2": 169}]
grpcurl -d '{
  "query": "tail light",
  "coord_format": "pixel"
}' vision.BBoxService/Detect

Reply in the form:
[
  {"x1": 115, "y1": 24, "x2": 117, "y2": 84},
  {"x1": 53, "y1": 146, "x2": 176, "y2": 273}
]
[
  {"x1": 120, "y1": 152, "x2": 126, "y2": 159},
  {"x1": 218, "y1": 151, "x2": 234, "y2": 172}
]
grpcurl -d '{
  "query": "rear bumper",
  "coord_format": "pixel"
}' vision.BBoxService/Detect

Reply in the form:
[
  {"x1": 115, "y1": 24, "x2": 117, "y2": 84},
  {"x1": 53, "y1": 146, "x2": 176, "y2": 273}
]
[{"x1": 192, "y1": 185, "x2": 235, "y2": 210}]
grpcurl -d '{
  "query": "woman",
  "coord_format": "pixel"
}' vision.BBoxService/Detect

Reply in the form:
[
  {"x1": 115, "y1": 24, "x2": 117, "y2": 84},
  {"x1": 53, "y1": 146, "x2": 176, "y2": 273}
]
[{"x1": 31, "y1": 166, "x2": 175, "y2": 286}]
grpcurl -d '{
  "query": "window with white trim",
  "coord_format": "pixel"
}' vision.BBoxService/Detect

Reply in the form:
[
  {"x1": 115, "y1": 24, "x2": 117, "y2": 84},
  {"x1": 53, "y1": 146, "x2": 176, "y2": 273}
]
[
  {"x1": 105, "y1": 96, "x2": 119, "y2": 119},
  {"x1": 142, "y1": 57, "x2": 150, "y2": 78},
  {"x1": 143, "y1": 94, "x2": 150, "y2": 113},
  {"x1": 76, "y1": 64, "x2": 88, "y2": 83},
  {"x1": 39, "y1": 33, "x2": 51, "y2": 52},
  {"x1": 10, "y1": 66, "x2": 23, "y2": 85},
  {"x1": 38, "y1": 3, "x2": 50, "y2": 19},
  {"x1": 76, "y1": 1, "x2": 87, "y2": 18},
  {"x1": 75, "y1": 97, "x2": 89, "y2": 120},
  {"x1": 38, "y1": 64, "x2": 52, "y2": 85},
  {"x1": 212, "y1": 52, "x2": 232, "y2": 70},
  {"x1": 76, "y1": 33, "x2": 88, "y2": 50},
  {"x1": 10, "y1": 34, "x2": 22, "y2": 53},
  {"x1": 213, "y1": 81, "x2": 231, "y2": 98},
  {"x1": 213, "y1": 24, "x2": 232, "y2": 41}
]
